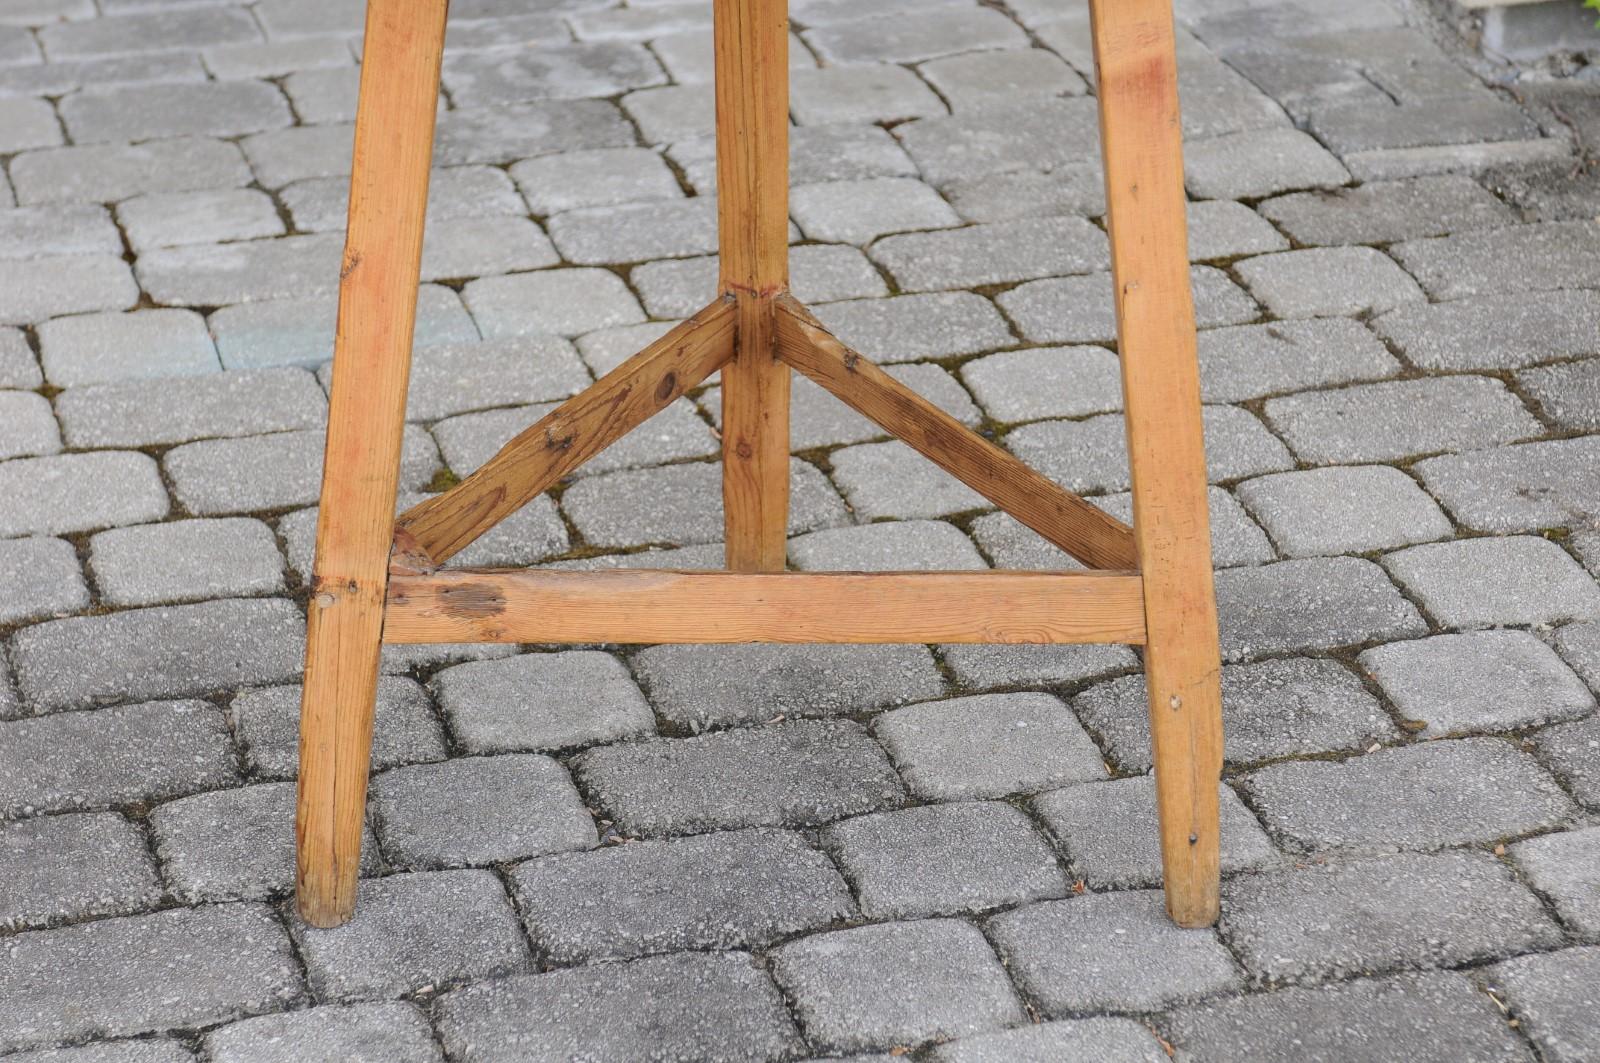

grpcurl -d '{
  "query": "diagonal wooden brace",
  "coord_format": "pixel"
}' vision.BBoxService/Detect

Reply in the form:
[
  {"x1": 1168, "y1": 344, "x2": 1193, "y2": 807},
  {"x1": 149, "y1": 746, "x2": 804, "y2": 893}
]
[
  {"x1": 773, "y1": 296, "x2": 1139, "y2": 571},
  {"x1": 392, "y1": 297, "x2": 737, "y2": 570}
]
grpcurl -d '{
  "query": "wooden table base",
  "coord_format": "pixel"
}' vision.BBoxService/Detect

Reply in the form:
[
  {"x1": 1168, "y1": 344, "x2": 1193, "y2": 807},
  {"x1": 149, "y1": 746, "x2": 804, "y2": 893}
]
[{"x1": 296, "y1": 0, "x2": 1224, "y2": 931}]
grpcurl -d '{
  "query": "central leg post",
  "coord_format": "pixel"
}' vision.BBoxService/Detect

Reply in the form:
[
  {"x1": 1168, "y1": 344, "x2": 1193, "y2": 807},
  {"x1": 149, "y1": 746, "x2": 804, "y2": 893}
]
[{"x1": 714, "y1": 0, "x2": 791, "y2": 571}]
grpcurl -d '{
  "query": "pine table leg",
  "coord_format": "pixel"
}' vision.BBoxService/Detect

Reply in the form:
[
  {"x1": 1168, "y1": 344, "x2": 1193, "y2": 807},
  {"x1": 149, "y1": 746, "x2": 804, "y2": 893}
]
[
  {"x1": 295, "y1": 0, "x2": 448, "y2": 928},
  {"x1": 1090, "y1": 0, "x2": 1225, "y2": 927},
  {"x1": 715, "y1": 0, "x2": 791, "y2": 571}
]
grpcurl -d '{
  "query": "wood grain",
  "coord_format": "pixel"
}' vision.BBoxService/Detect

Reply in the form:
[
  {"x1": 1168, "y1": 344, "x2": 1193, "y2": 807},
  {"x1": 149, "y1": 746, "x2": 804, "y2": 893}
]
[
  {"x1": 393, "y1": 297, "x2": 737, "y2": 569},
  {"x1": 715, "y1": 0, "x2": 791, "y2": 571},
  {"x1": 775, "y1": 297, "x2": 1139, "y2": 571},
  {"x1": 384, "y1": 568, "x2": 1148, "y2": 645},
  {"x1": 296, "y1": 0, "x2": 448, "y2": 928},
  {"x1": 1091, "y1": 0, "x2": 1224, "y2": 928}
]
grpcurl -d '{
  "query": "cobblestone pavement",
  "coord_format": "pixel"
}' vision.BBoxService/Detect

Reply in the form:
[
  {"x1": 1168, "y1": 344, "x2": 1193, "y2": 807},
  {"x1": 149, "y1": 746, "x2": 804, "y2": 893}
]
[{"x1": 2, "y1": 0, "x2": 1600, "y2": 1059}]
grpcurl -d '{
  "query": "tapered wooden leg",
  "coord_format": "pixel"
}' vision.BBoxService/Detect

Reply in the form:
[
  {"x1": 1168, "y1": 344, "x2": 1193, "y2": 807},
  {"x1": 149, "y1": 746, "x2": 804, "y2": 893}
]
[
  {"x1": 1090, "y1": 0, "x2": 1224, "y2": 927},
  {"x1": 714, "y1": 0, "x2": 790, "y2": 571},
  {"x1": 295, "y1": 0, "x2": 448, "y2": 928}
]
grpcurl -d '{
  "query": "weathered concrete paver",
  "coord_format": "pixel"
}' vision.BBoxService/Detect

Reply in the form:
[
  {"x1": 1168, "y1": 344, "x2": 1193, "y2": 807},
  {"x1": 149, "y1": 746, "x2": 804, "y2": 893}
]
[{"x1": 5, "y1": 0, "x2": 1600, "y2": 1057}]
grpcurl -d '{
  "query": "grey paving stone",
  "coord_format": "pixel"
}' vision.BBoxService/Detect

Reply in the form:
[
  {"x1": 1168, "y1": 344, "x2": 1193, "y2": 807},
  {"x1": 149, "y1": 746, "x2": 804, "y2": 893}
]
[
  {"x1": 791, "y1": 177, "x2": 959, "y2": 245},
  {"x1": 150, "y1": 780, "x2": 376, "y2": 903},
  {"x1": 1416, "y1": 436, "x2": 1600, "y2": 534},
  {"x1": 673, "y1": 124, "x2": 918, "y2": 194},
  {"x1": 548, "y1": 196, "x2": 720, "y2": 265},
  {"x1": 37, "y1": 308, "x2": 219, "y2": 388},
  {"x1": 117, "y1": 188, "x2": 283, "y2": 254},
  {"x1": 211, "y1": 285, "x2": 476, "y2": 371},
  {"x1": 59, "y1": 367, "x2": 324, "y2": 451},
  {"x1": 1552, "y1": 619, "x2": 1600, "y2": 690},
  {"x1": 831, "y1": 440, "x2": 990, "y2": 520},
  {"x1": 283, "y1": 165, "x2": 527, "y2": 233},
  {"x1": 1510, "y1": 826, "x2": 1600, "y2": 939},
  {"x1": 11, "y1": 597, "x2": 303, "y2": 712},
  {"x1": 1006, "y1": 405, "x2": 1291, "y2": 494},
  {"x1": 419, "y1": 216, "x2": 559, "y2": 281},
  {"x1": 1487, "y1": 947, "x2": 1600, "y2": 1063},
  {"x1": 0, "y1": 448, "x2": 165, "y2": 541},
  {"x1": 788, "y1": 519, "x2": 986, "y2": 571},
  {"x1": 1265, "y1": 376, "x2": 1541, "y2": 465},
  {"x1": 812, "y1": 291, "x2": 1013, "y2": 364},
  {"x1": 390, "y1": 336, "x2": 590, "y2": 423},
  {"x1": 1196, "y1": 318, "x2": 1398, "y2": 403},
  {"x1": 1308, "y1": 92, "x2": 1540, "y2": 154},
  {"x1": 871, "y1": 216, "x2": 1109, "y2": 293},
  {"x1": 1534, "y1": 714, "x2": 1600, "y2": 808},
  {"x1": 434, "y1": 98, "x2": 634, "y2": 167},
  {"x1": 1518, "y1": 357, "x2": 1600, "y2": 431},
  {"x1": 806, "y1": 7, "x2": 1024, "y2": 63},
  {"x1": 0, "y1": 98, "x2": 61, "y2": 154},
  {"x1": 1386, "y1": 536, "x2": 1600, "y2": 629},
  {"x1": 430, "y1": 651, "x2": 653, "y2": 755},
  {"x1": 436, "y1": 951, "x2": 804, "y2": 1063},
  {"x1": 205, "y1": 35, "x2": 354, "y2": 80},
  {"x1": 1034, "y1": 778, "x2": 1277, "y2": 890},
  {"x1": 1237, "y1": 465, "x2": 1451, "y2": 558},
  {"x1": 205, "y1": 1002, "x2": 443, "y2": 1063},
  {"x1": 39, "y1": 6, "x2": 259, "y2": 60},
  {"x1": 1392, "y1": 220, "x2": 1600, "y2": 301},
  {"x1": 294, "y1": 868, "x2": 531, "y2": 1002},
  {"x1": 0, "y1": 536, "x2": 88, "y2": 626},
  {"x1": 988, "y1": 890, "x2": 1243, "y2": 1015},
  {"x1": 1164, "y1": 971, "x2": 1533, "y2": 1063},
  {"x1": 771, "y1": 919, "x2": 1026, "y2": 1054},
  {"x1": 573, "y1": 719, "x2": 905, "y2": 836},
  {"x1": 62, "y1": 79, "x2": 290, "y2": 144},
  {"x1": 576, "y1": 320, "x2": 676, "y2": 375},
  {"x1": 369, "y1": 754, "x2": 594, "y2": 871},
  {"x1": 9, "y1": 136, "x2": 251, "y2": 207},
  {"x1": 510, "y1": 146, "x2": 682, "y2": 215},
  {"x1": 823, "y1": 801, "x2": 1068, "y2": 920},
  {"x1": 0, "y1": 253, "x2": 138, "y2": 325},
  {"x1": 0, "y1": 904, "x2": 300, "y2": 1054},
  {"x1": 649, "y1": 25, "x2": 812, "y2": 83},
  {"x1": 90, "y1": 518, "x2": 284, "y2": 607},
  {"x1": 0, "y1": 700, "x2": 238, "y2": 817},
  {"x1": 1220, "y1": 850, "x2": 1563, "y2": 986},
  {"x1": 0, "y1": 811, "x2": 161, "y2": 931},
  {"x1": 1186, "y1": 199, "x2": 1289, "y2": 261},
  {"x1": 1235, "y1": 246, "x2": 1424, "y2": 319},
  {"x1": 631, "y1": 642, "x2": 943, "y2": 731},
  {"x1": 930, "y1": 1018, "x2": 1168, "y2": 1063},
  {"x1": 239, "y1": 123, "x2": 354, "y2": 189},
  {"x1": 873, "y1": 692, "x2": 1107, "y2": 801},
  {"x1": 942, "y1": 164, "x2": 1106, "y2": 224},
  {"x1": 939, "y1": 642, "x2": 1139, "y2": 692},
  {"x1": 1076, "y1": 658, "x2": 1395, "y2": 773},
  {"x1": 0, "y1": 327, "x2": 41, "y2": 389},
  {"x1": 433, "y1": 396, "x2": 711, "y2": 479},
  {"x1": 894, "y1": 97, "x2": 1100, "y2": 187},
  {"x1": 1184, "y1": 128, "x2": 1351, "y2": 200},
  {"x1": 1361, "y1": 631, "x2": 1594, "y2": 738},
  {"x1": 512, "y1": 827, "x2": 853, "y2": 963},
  {"x1": 1214, "y1": 557, "x2": 1426, "y2": 660},
  {"x1": 442, "y1": 41, "x2": 664, "y2": 107},
  {"x1": 790, "y1": 63, "x2": 947, "y2": 126},
  {"x1": 463, "y1": 267, "x2": 645, "y2": 338},
  {"x1": 919, "y1": 46, "x2": 1087, "y2": 111},
  {"x1": 136, "y1": 232, "x2": 343, "y2": 307},
  {"x1": 618, "y1": 81, "x2": 714, "y2": 144},
  {"x1": 1239, "y1": 738, "x2": 1574, "y2": 855},
  {"x1": 960, "y1": 344, "x2": 1121, "y2": 422},
  {"x1": 0, "y1": 1040, "x2": 197, "y2": 1063},
  {"x1": 231, "y1": 677, "x2": 446, "y2": 781},
  {"x1": 562, "y1": 458, "x2": 846, "y2": 548},
  {"x1": 0, "y1": 204, "x2": 121, "y2": 260},
  {"x1": 1258, "y1": 175, "x2": 1514, "y2": 246},
  {"x1": 165, "y1": 426, "x2": 438, "y2": 515},
  {"x1": 1000, "y1": 266, "x2": 1260, "y2": 344},
  {"x1": 0, "y1": 391, "x2": 59, "y2": 460}
]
